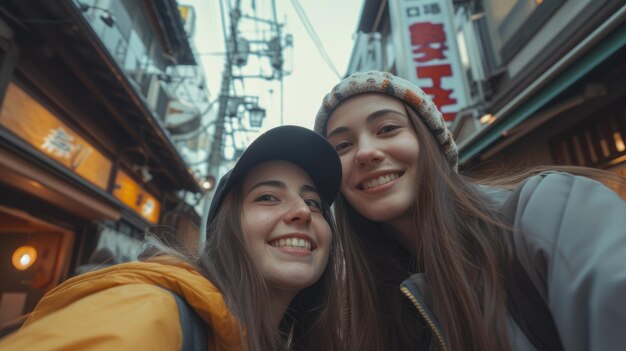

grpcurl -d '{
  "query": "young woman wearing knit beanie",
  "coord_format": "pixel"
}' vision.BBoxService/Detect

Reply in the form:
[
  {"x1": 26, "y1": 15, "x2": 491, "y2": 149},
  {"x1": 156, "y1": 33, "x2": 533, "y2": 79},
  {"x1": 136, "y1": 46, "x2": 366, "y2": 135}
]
[
  {"x1": 0, "y1": 126, "x2": 344, "y2": 351},
  {"x1": 315, "y1": 71, "x2": 626, "y2": 351}
]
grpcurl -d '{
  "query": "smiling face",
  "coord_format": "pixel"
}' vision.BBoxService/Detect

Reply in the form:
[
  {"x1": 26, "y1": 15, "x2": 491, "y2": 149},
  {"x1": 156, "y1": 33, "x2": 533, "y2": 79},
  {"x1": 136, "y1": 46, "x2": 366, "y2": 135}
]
[
  {"x1": 326, "y1": 93, "x2": 420, "y2": 226},
  {"x1": 241, "y1": 160, "x2": 332, "y2": 293}
]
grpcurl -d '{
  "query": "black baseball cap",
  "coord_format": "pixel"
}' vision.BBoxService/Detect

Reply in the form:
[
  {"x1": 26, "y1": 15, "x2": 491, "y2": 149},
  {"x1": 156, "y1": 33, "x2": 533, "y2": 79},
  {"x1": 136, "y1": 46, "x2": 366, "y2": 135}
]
[{"x1": 207, "y1": 125, "x2": 341, "y2": 225}]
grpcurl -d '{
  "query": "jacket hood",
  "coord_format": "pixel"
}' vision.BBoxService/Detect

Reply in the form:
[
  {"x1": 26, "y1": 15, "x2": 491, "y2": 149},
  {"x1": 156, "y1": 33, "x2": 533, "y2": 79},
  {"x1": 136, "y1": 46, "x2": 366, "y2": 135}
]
[{"x1": 26, "y1": 259, "x2": 242, "y2": 349}]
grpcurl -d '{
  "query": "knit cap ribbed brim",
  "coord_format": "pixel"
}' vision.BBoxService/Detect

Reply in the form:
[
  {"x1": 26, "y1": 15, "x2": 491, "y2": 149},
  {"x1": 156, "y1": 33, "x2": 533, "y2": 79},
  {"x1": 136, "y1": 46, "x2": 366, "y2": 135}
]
[{"x1": 314, "y1": 71, "x2": 458, "y2": 170}]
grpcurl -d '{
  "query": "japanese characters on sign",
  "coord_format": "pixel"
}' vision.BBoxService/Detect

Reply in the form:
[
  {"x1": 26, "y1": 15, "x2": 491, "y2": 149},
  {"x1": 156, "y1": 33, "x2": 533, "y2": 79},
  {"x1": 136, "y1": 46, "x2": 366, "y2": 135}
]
[
  {"x1": 0, "y1": 83, "x2": 112, "y2": 190},
  {"x1": 113, "y1": 170, "x2": 161, "y2": 224},
  {"x1": 41, "y1": 127, "x2": 93, "y2": 171},
  {"x1": 391, "y1": 0, "x2": 468, "y2": 122}
]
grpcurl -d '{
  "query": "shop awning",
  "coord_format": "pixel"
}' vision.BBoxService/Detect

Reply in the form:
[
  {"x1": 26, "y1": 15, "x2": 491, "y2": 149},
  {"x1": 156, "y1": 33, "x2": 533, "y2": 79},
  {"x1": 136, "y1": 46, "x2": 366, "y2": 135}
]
[{"x1": 459, "y1": 15, "x2": 626, "y2": 164}]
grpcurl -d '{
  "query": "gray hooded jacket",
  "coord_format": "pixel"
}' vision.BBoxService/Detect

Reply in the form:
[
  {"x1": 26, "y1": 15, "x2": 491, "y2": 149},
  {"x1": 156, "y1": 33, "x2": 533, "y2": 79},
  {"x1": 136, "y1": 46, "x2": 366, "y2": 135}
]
[{"x1": 400, "y1": 172, "x2": 626, "y2": 350}]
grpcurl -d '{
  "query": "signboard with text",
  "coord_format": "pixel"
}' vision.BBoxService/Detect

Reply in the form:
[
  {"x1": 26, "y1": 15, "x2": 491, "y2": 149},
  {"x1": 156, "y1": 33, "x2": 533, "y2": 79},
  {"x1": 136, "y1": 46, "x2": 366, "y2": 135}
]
[
  {"x1": 0, "y1": 83, "x2": 112, "y2": 190},
  {"x1": 112, "y1": 170, "x2": 161, "y2": 224},
  {"x1": 389, "y1": 0, "x2": 468, "y2": 122}
]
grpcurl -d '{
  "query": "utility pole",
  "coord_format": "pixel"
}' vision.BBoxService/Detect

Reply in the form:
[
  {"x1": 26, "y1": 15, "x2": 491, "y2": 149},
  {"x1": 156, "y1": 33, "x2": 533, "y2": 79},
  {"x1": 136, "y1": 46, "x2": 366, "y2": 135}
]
[
  {"x1": 209, "y1": 0, "x2": 241, "y2": 173},
  {"x1": 270, "y1": 0, "x2": 284, "y2": 125},
  {"x1": 200, "y1": 0, "x2": 291, "y2": 244},
  {"x1": 208, "y1": 59, "x2": 232, "y2": 172},
  {"x1": 200, "y1": 0, "x2": 241, "y2": 243}
]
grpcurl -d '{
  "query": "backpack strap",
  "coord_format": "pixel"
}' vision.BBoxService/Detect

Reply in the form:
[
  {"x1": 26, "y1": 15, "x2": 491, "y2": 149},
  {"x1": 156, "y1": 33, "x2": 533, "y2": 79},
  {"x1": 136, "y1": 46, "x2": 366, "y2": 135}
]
[
  {"x1": 502, "y1": 179, "x2": 564, "y2": 351},
  {"x1": 167, "y1": 291, "x2": 208, "y2": 351}
]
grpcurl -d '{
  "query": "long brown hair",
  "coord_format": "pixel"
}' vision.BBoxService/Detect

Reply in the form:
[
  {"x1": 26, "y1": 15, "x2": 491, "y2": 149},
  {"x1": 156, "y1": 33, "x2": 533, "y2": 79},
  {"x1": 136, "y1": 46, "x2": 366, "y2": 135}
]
[
  {"x1": 334, "y1": 102, "x2": 623, "y2": 351},
  {"x1": 142, "y1": 176, "x2": 343, "y2": 350}
]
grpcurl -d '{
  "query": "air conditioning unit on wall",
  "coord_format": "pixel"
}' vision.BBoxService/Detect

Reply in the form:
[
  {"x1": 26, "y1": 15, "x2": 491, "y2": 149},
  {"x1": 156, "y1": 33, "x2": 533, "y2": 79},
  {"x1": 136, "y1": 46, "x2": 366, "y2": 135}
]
[{"x1": 164, "y1": 99, "x2": 201, "y2": 135}]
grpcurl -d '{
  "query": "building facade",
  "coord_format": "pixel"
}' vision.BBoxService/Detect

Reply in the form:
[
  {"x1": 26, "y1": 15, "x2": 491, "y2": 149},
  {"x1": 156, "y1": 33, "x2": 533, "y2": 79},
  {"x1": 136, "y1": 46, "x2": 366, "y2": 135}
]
[
  {"x1": 347, "y1": 0, "x2": 625, "y2": 197},
  {"x1": 0, "y1": 0, "x2": 208, "y2": 329}
]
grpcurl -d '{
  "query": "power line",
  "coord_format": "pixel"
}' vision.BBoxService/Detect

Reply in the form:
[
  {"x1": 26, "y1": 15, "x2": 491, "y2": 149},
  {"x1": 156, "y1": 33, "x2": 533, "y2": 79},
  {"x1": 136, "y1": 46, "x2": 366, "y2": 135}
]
[{"x1": 290, "y1": 0, "x2": 341, "y2": 79}]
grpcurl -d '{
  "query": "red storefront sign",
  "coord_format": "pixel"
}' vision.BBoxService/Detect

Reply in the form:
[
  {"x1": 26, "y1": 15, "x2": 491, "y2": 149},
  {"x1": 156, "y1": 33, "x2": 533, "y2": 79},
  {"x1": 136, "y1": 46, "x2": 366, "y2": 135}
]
[{"x1": 390, "y1": 0, "x2": 468, "y2": 123}]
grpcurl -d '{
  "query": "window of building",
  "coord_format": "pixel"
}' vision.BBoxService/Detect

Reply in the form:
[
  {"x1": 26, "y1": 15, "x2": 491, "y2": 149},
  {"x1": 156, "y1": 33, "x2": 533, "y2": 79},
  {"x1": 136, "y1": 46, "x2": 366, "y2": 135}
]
[
  {"x1": 81, "y1": 0, "x2": 168, "y2": 105},
  {"x1": 481, "y1": 0, "x2": 565, "y2": 63},
  {"x1": 550, "y1": 105, "x2": 626, "y2": 169}
]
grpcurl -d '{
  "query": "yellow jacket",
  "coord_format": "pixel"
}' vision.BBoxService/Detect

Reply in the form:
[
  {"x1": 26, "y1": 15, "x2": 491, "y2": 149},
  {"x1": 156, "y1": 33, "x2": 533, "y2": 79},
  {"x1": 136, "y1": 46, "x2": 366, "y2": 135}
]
[{"x1": 0, "y1": 260, "x2": 242, "y2": 351}]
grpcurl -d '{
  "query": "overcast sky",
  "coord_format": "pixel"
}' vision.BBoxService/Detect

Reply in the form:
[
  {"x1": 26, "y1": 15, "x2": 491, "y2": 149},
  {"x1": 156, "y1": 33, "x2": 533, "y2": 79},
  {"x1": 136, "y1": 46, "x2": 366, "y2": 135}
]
[{"x1": 182, "y1": 0, "x2": 362, "y2": 134}]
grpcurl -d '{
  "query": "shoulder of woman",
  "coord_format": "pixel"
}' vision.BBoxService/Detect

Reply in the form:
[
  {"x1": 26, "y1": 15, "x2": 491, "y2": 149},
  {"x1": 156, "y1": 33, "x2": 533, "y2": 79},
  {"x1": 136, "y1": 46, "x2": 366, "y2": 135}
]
[
  {"x1": 2, "y1": 284, "x2": 183, "y2": 351},
  {"x1": 518, "y1": 170, "x2": 623, "y2": 207},
  {"x1": 511, "y1": 172, "x2": 626, "y2": 350},
  {"x1": 512, "y1": 170, "x2": 626, "y2": 258}
]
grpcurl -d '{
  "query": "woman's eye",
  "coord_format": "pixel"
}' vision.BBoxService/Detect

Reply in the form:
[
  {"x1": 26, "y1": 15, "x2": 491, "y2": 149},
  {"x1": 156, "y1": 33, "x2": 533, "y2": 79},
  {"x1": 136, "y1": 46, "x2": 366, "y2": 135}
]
[
  {"x1": 378, "y1": 125, "x2": 399, "y2": 134},
  {"x1": 304, "y1": 198, "x2": 322, "y2": 211},
  {"x1": 255, "y1": 194, "x2": 278, "y2": 202},
  {"x1": 334, "y1": 141, "x2": 351, "y2": 152}
]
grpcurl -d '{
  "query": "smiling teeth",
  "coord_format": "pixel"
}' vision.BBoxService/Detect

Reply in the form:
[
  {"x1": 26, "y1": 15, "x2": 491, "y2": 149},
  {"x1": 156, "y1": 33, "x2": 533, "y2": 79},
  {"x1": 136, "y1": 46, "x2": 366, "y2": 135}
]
[
  {"x1": 361, "y1": 173, "x2": 400, "y2": 190},
  {"x1": 271, "y1": 238, "x2": 311, "y2": 250}
]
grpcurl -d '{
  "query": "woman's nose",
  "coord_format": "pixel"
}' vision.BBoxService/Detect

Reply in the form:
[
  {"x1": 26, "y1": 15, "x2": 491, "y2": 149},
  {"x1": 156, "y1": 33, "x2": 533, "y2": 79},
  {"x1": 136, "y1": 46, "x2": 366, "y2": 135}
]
[
  {"x1": 284, "y1": 199, "x2": 312, "y2": 224},
  {"x1": 355, "y1": 138, "x2": 384, "y2": 167}
]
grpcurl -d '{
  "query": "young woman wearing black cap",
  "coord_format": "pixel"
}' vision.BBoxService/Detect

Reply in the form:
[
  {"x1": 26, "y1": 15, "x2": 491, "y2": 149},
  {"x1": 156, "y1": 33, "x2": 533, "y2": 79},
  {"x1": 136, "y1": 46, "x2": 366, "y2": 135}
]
[
  {"x1": 315, "y1": 71, "x2": 626, "y2": 351},
  {"x1": 0, "y1": 126, "x2": 343, "y2": 350}
]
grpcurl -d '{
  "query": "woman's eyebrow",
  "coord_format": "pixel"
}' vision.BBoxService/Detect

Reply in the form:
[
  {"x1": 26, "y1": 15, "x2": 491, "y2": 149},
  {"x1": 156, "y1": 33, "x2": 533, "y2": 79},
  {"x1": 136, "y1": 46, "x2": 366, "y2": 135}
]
[
  {"x1": 300, "y1": 184, "x2": 320, "y2": 195},
  {"x1": 248, "y1": 180, "x2": 285, "y2": 193},
  {"x1": 365, "y1": 109, "x2": 405, "y2": 123},
  {"x1": 326, "y1": 109, "x2": 406, "y2": 138},
  {"x1": 327, "y1": 126, "x2": 348, "y2": 139}
]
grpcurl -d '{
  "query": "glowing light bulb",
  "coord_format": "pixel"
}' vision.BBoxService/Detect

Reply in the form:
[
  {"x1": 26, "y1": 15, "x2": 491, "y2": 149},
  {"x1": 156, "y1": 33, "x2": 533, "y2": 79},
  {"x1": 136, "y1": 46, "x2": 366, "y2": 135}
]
[
  {"x1": 12, "y1": 246, "x2": 37, "y2": 271},
  {"x1": 20, "y1": 254, "x2": 31, "y2": 266}
]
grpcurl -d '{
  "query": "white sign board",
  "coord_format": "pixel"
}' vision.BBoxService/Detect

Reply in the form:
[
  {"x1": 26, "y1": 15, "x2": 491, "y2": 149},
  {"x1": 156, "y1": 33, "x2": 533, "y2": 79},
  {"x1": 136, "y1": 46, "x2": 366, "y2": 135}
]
[{"x1": 389, "y1": 0, "x2": 469, "y2": 122}]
